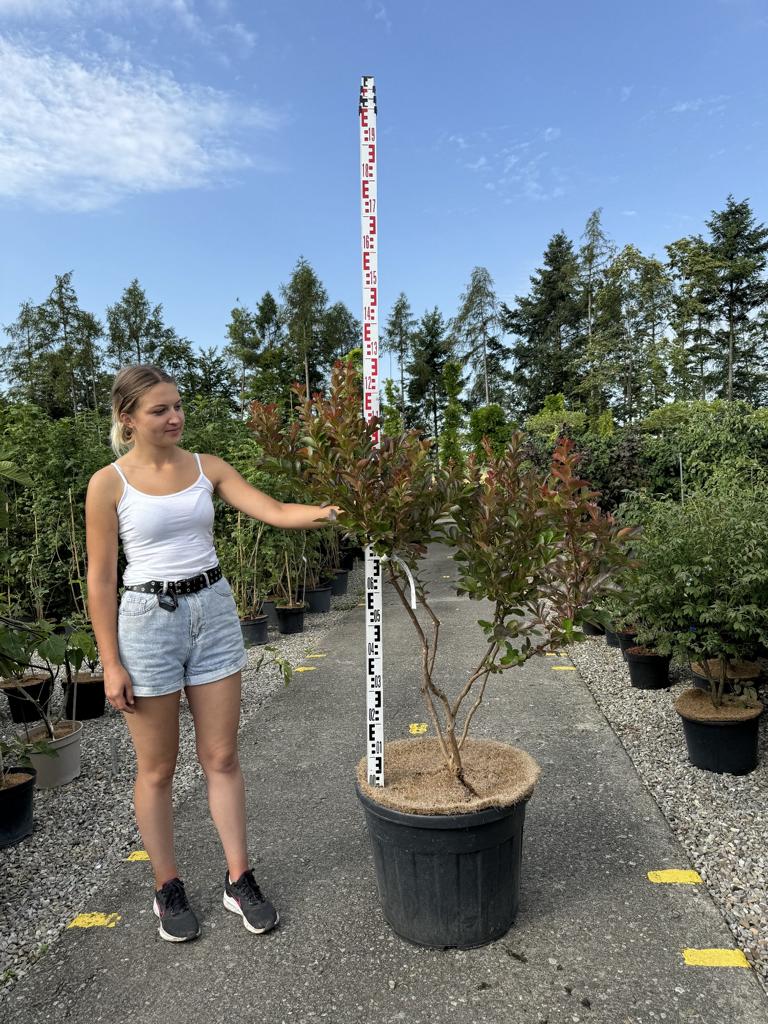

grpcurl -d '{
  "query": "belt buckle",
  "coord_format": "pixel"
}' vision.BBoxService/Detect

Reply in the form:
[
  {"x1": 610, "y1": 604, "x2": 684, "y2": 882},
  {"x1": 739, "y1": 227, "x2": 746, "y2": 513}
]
[{"x1": 158, "y1": 584, "x2": 178, "y2": 612}]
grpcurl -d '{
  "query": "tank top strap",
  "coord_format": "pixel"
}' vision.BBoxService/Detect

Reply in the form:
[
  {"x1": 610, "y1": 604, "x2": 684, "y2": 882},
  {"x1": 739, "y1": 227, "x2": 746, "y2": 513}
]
[
  {"x1": 193, "y1": 452, "x2": 203, "y2": 475},
  {"x1": 111, "y1": 462, "x2": 129, "y2": 485}
]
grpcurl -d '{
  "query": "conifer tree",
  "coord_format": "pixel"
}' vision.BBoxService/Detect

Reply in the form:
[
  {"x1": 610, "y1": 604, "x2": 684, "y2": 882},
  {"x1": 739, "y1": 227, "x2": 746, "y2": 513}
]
[
  {"x1": 501, "y1": 232, "x2": 585, "y2": 417},
  {"x1": 406, "y1": 308, "x2": 452, "y2": 453},
  {"x1": 706, "y1": 196, "x2": 768, "y2": 402},
  {"x1": 452, "y1": 267, "x2": 511, "y2": 407},
  {"x1": 383, "y1": 293, "x2": 416, "y2": 420},
  {"x1": 281, "y1": 258, "x2": 329, "y2": 396}
]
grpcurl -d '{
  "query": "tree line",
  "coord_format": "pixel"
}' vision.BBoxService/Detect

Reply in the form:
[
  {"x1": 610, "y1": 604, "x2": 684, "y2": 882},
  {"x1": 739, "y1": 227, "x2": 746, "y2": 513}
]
[{"x1": 2, "y1": 196, "x2": 767, "y2": 451}]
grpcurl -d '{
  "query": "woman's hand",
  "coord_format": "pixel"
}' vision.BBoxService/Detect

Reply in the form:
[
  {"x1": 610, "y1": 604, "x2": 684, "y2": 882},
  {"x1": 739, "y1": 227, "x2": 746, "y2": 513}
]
[{"x1": 104, "y1": 663, "x2": 136, "y2": 714}]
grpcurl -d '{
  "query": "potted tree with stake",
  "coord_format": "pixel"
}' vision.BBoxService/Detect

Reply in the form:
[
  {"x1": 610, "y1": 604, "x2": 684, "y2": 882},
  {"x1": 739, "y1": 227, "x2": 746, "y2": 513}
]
[
  {"x1": 249, "y1": 363, "x2": 633, "y2": 948},
  {"x1": 623, "y1": 486, "x2": 766, "y2": 773}
]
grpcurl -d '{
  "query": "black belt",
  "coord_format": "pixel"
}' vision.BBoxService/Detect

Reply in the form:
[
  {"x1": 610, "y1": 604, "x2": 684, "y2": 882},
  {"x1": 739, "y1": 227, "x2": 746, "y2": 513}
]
[{"x1": 123, "y1": 565, "x2": 223, "y2": 611}]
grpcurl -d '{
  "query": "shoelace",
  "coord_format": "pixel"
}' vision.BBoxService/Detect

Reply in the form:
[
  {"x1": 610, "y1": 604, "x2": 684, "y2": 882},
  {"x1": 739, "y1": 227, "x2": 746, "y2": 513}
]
[
  {"x1": 160, "y1": 879, "x2": 189, "y2": 915},
  {"x1": 234, "y1": 871, "x2": 266, "y2": 905}
]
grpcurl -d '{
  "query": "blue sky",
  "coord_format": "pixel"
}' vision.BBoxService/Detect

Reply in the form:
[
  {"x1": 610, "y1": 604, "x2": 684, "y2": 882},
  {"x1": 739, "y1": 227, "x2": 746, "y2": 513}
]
[{"x1": 1, "y1": 0, "x2": 767, "y2": 367}]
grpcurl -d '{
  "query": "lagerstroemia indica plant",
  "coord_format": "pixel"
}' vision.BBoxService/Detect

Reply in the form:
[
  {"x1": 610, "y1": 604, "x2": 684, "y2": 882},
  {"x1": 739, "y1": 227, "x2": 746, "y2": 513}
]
[{"x1": 249, "y1": 362, "x2": 635, "y2": 793}]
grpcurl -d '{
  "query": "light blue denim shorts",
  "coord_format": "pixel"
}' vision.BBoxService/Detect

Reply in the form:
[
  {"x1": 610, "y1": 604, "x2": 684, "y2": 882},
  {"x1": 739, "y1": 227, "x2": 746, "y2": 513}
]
[{"x1": 117, "y1": 576, "x2": 247, "y2": 697}]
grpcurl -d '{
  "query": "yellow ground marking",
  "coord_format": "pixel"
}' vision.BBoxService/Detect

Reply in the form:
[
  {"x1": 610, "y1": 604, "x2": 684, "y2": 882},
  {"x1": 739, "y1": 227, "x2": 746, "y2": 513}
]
[
  {"x1": 545, "y1": 652, "x2": 558, "y2": 657},
  {"x1": 648, "y1": 869, "x2": 701, "y2": 884},
  {"x1": 126, "y1": 850, "x2": 149, "y2": 862},
  {"x1": 306, "y1": 653, "x2": 327, "y2": 659},
  {"x1": 409, "y1": 723, "x2": 428, "y2": 735},
  {"x1": 552, "y1": 666, "x2": 576, "y2": 671},
  {"x1": 682, "y1": 948, "x2": 749, "y2": 968},
  {"x1": 442, "y1": 575, "x2": 451, "y2": 579},
  {"x1": 67, "y1": 913, "x2": 121, "y2": 929},
  {"x1": 294, "y1": 666, "x2": 318, "y2": 673}
]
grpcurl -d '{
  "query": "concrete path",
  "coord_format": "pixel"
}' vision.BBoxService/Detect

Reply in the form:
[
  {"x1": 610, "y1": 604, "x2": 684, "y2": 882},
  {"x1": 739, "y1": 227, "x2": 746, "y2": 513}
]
[{"x1": 5, "y1": 545, "x2": 767, "y2": 1024}]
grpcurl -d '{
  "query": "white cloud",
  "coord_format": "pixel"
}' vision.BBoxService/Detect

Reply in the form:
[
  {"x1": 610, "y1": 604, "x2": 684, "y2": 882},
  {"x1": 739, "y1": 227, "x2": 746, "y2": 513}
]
[
  {"x1": 621, "y1": 209, "x2": 638, "y2": 217},
  {"x1": 542, "y1": 126, "x2": 561, "y2": 142},
  {"x1": 465, "y1": 156, "x2": 487, "y2": 171},
  {"x1": 671, "y1": 98, "x2": 704, "y2": 114},
  {"x1": 620, "y1": 85, "x2": 633, "y2": 102},
  {"x1": 218, "y1": 20, "x2": 257, "y2": 49},
  {"x1": 0, "y1": 38, "x2": 278, "y2": 211},
  {"x1": 670, "y1": 95, "x2": 728, "y2": 115}
]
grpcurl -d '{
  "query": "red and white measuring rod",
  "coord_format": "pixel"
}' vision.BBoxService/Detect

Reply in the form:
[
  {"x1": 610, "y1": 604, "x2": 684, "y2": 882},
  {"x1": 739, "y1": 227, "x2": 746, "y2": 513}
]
[{"x1": 359, "y1": 75, "x2": 383, "y2": 787}]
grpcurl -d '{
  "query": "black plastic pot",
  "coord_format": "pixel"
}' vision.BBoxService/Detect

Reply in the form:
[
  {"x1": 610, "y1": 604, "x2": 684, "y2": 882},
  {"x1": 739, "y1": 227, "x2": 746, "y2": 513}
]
[
  {"x1": 306, "y1": 586, "x2": 332, "y2": 613},
  {"x1": 604, "y1": 628, "x2": 620, "y2": 648},
  {"x1": 240, "y1": 616, "x2": 268, "y2": 647},
  {"x1": 678, "y1": 712, "x2": 762, "y2": 775},
  {"x1": 356, "y1": 784, "x2": 530, "y2": 949},
  {"x1": 1, "y1": 676, "x2": 53, "y2": 724},
  {"x1": 276, "y1": 606, "x2": 304, "y2": 635},
  {"x1": 64, "y1": 674, "x2": 106, "y2": 720},
  {"x1": 340, "y1": 549, "x2": 355, "y2": 571},
  {"x1": 617, "y1": 631, "x2": 638, "y2": 658},
  {"x1": 582, "y1": 621, "x2": 605, "y2": 637},
  {"x1": 0, "y1": 768, "x2": 36, "y2": 848},
  {"x1": 330, "y1": 569, "x2": 349, "y2": 597},
  {"x1": 261, "y1": 600, "x2": 279, "y2": 630},
  {"x1": 624, "y1": 648, "x2": 671, "y2": 690}
]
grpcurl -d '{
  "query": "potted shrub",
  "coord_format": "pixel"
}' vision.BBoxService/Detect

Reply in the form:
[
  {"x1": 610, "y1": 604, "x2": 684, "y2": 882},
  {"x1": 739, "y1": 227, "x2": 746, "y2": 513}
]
[
  {"x1": 0, "y1": 737, "x2": 39, "y2": 848},
  {"x1": 249, "y1": 363, "x2": 633, "y2": 947},
  {"x1": 59, "y1": 615, "x2": 106, "y2": 719},
  {"x1": 297, "y1": 530, "x2": 331, "y2": 614},
  {"x1": 225, "y1": 515, "x2": 270, "y2": 647},
  {"x1": 273, "y1": 535, "x2": 306, "y2": 635},
  {"x1": 0, "y1": 619, "x2": 53, "y2": 723},
  {"x1": 0, "y1": 616, "x2": 87, "y2": 788},
  {"x1": 621, "y1": 486, "x2": 766, "y2": 772}
]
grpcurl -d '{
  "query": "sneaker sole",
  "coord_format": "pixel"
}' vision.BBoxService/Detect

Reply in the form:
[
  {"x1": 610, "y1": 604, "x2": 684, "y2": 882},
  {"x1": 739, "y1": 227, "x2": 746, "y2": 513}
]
[
  {"x1": 153, "y1": 898, "x2": 201, "y2": 942},
  {"x1": 223, "y1": 892, "x2": 279, "y2": 934}
]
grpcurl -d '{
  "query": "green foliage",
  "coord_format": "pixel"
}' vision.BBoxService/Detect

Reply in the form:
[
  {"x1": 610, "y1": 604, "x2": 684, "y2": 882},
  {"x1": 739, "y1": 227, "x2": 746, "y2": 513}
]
[
  {"x1": 525, "y1": 393, "x2": 587, "y2": 441},
  {"x1": 438, "y1": 360, "x2": 465, "y2": 470},
  {"x1": 468, "y1": 405, "x2": 512, "y2": 462},
  {"x1": 620, "y1": 484, "x2": 768, "y2": 706},
  {"x1": 381, "y1": 378, "x2": 405, "y2": 437},
  {"x1": 250, "y1": 363, "x2": 632, "y2": 782}
]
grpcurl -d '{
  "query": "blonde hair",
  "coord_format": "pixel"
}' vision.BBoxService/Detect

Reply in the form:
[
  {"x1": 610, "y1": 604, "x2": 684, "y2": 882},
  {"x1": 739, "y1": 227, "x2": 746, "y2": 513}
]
[{"x1": 110, "y1": 364, "x2": 176, "y2": 456}]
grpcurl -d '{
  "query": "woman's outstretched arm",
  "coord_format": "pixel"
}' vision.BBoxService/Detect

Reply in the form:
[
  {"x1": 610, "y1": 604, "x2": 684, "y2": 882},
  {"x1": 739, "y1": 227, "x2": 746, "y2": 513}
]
[{"x1": 202, "y1": 455, "x2": 340, "y2": 529}]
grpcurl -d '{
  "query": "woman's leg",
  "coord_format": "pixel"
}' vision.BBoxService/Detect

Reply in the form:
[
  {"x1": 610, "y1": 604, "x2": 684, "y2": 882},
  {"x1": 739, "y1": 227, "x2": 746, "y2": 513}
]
[
  {"x1": 185, "y1": 672, "x2": 249, "y2": 880},
  {"x1": 123, "y1": 692, "x2": 181, "y2": 889}
]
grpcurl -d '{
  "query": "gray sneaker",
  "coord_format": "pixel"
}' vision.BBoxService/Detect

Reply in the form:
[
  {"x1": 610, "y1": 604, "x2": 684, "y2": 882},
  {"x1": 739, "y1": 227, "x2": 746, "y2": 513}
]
[
  {"x1": 153, "y1": 877, "x2": 201, "y2": 942},
  {"x1": 223, "y1": 869, "x2": 279, "y2": 934}
]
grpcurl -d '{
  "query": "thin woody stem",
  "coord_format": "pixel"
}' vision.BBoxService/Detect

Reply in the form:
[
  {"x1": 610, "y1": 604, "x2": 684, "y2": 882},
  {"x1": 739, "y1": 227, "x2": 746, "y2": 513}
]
[
  {"x1": 387, "y1": 565, "x2": 452, "y2": 764},
  {"x1": 450, "y1": 639, "x2": 498, "y2": 720},
  {"x1": 458, "y1": 669, "x2": 492, "y2": 750}
]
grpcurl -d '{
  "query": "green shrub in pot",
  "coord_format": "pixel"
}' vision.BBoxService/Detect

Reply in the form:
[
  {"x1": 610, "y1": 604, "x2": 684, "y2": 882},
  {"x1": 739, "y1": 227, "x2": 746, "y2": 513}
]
[{"x1": 618, "y1": 484, "x2": 768, "y2": 773}]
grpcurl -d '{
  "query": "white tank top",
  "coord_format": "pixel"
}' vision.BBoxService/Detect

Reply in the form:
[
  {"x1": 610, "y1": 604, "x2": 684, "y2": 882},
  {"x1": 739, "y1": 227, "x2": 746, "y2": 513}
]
[{"x1": 111, "y1": 453, "x2": 219, "y2": 586}]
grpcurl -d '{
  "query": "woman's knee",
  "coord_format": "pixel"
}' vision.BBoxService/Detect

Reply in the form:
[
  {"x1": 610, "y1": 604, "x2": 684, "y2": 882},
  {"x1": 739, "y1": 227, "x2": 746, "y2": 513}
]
[
  {"x1": 198, "y1": 746, "x2": 240, "y2": 776},
  {"x1": 136, "y1": 759, "x2": 177, "y2": 789}
]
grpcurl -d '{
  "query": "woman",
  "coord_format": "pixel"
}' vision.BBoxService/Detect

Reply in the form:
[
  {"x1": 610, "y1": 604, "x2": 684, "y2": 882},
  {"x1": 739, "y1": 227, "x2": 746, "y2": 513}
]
[{"x1": 85, "y1": 364, "x2": 339, "y2": 943}]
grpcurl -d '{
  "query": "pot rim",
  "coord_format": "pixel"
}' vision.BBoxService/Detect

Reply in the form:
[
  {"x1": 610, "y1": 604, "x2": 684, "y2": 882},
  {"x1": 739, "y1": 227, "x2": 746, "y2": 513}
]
[{"x1": 355, "y1": 780, "x2": 532, "y2": 829}]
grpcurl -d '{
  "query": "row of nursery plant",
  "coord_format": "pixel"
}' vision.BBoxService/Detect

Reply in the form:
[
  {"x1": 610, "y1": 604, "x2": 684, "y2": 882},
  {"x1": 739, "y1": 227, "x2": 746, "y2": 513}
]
[{"x1": 583, "y1": 473, "x2": 767, "y2": 775}]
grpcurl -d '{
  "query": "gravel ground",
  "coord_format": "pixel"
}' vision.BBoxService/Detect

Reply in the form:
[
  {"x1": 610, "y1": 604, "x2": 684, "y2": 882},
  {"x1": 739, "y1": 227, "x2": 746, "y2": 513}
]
[
  {"x1": 0, "y1": 565, "x2": 364, "y2": 999},
  {"x1": 568, "y1": 638, "x2": 767, "y2": 995}
]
